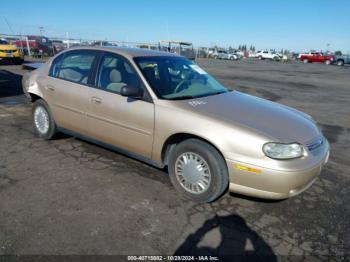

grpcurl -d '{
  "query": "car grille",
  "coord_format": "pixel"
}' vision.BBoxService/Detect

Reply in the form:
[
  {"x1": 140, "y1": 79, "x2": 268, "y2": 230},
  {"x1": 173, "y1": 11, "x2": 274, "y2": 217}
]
[
  {"x1": 0, "y1": 50, "x2": 17, "y2": 54},
  {"x1": 306, "y1": 137, "x2": 324, "y2": 152}
]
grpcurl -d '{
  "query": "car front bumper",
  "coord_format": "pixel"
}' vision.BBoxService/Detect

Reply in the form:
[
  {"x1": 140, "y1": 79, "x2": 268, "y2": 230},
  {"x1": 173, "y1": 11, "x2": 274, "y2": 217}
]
[
  {"x1": 225, "y1": 140, "x2": 330, "y2": 199},
  {"x1": 0, "y1": 56, "x2": 23, "y2": 61}
]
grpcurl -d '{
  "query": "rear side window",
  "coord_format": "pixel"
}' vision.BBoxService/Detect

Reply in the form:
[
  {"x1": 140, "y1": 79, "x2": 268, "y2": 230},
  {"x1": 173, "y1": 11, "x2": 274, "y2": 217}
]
[{"x1": 50, "y1": 51, "x2": 96, "y2": 84}]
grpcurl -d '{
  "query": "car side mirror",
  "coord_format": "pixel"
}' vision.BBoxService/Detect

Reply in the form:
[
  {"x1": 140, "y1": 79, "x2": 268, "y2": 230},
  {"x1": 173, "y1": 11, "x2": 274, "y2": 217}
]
[{"x1": 120, "y1": 85, "x2": 143, "y2": 99}]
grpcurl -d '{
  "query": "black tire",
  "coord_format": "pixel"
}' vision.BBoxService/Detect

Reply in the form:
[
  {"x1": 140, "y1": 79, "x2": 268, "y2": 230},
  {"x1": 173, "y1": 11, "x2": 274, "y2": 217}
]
[
  {"x1": 258, "y1": 56, "x2": 263, "y2": 60},
  {"x1": 168, "y1": 139, "x2": 229, "y2": 203},
  {"x1": 325, "y1": 60, "x2": 331, "y2": 65},
  {"x1": 303, "y1": 59, "x2": 309, "y2": 63},
  {"x1": 32, "y1": 99, "x2": 58, "y2": 140},
  {"x1": 337, "y1": 60, "x2": 344, "y2": 66},
  {"x1": 14, "y1": 58, "x2": 24, "y2": 65}
]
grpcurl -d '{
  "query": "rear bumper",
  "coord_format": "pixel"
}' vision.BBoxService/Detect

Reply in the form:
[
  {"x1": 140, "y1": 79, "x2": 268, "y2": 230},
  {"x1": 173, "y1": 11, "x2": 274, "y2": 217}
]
[{"x1": 226, "y1": 143, "x2": 330, "y2": 199}]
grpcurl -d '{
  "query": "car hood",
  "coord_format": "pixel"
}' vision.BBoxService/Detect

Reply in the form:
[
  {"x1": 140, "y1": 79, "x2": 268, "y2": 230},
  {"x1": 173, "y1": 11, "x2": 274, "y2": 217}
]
[
  {"x1": 172, "y1": 91, "x2": 320, "y2": 143},
  {"x1": 0, "y1": 45, "x2": 17, "y2": 50}
]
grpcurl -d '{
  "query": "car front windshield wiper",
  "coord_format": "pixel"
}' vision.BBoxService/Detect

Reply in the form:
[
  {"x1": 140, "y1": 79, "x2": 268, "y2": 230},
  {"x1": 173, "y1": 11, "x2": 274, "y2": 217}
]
[
  {"x1": 166, "y1": 90, "x2": 230, "y2": 101},
  {"x1": 195, "y1": 90, "x2": 229, "y2": 98},
  {"x1": 165, "y1": 95, "x2": 196, "y2": 100}
]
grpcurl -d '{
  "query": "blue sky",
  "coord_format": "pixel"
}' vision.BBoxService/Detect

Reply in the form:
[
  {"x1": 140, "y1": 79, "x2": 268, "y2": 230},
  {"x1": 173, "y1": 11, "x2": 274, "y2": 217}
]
[{"x1": 1, "y1": 0, "x2": 349, "y2": 52}]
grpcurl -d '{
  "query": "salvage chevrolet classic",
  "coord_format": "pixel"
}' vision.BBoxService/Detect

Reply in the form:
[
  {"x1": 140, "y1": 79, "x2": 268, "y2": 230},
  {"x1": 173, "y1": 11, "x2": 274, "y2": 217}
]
[{"x1": 22, "y1": 47, "x2": 329, "y2": 202}]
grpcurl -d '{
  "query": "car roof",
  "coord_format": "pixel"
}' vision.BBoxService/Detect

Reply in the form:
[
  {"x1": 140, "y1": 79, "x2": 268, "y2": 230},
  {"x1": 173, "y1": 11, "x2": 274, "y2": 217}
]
[{"x1": 64, "y1": 46, "x2": 181, "y2": 59}]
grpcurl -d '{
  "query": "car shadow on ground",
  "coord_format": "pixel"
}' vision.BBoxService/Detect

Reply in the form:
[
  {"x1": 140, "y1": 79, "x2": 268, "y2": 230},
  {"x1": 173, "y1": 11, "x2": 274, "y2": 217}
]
[
  {"x1": 0, "y1": 69, "x2": 23, "y2": 98},
  {"x1": 174, "y1": 214, "x2": 277, "y2": 261}
]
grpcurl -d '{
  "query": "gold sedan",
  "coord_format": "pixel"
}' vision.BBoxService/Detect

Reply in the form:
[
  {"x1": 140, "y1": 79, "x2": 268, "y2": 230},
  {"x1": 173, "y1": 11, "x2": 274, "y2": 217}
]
[{"x1": 22, "y1": 47, "x2": 329, "y2": 202}]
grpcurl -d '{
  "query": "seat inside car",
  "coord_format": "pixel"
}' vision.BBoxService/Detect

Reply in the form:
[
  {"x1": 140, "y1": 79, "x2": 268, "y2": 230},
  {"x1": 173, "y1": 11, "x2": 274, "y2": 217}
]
[{"x1": 106, "y1": 69, "x2": 127, "y2": 93}]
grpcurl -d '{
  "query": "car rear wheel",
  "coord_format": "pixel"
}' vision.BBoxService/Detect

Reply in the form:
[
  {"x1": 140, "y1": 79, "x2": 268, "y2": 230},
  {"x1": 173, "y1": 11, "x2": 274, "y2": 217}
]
[
  {"x1": 337, "y1": 60, "x2": 344, "y2": 66},
  {"x1": 168, "y1": 139, "x2": 229, "y2": 203},
  {"x1": 325, "y1": 60, "x2": 331, "y2": 65},
  {"x1": 32, "y1": 99, "x2": 57, "y2": 140},
  {"x1": 303, "y1": 59, "x2": 309, "y2": 63},
  {"x1": 258, "y1": 56, "x2": 263, "y2": 60}
]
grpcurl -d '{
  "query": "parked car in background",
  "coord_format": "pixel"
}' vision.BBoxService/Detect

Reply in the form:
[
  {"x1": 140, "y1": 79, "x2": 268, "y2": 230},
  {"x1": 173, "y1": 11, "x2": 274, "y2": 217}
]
[
  {"x1": 299, "y1": 52, "x2": 335, "y2": 65},
  {"x1": 334, "y1": 54, "x2": 350, "y2": 66},
  {"x1": 159, "y1": 41, "x2": 195, "y2": 60},
  {"x1": 256, "y1": 50, "x2": 280, "y2": 60},
  {"x1": 248, "y1": 52, "x2": 258, "y2": 58},
  {"x1": 298, "y1": 52, "x2": 312, "y2": 59},
  {"x1": 233, "y1": 51, "x2": 244, "y2": 59},
  {"x1": 52, "y1": 40, "x2": 66, "y2": 54},
  {"x1": 23, "y1": 46, "x2": 329, "y2": 202},
  {"x1": 0, "y1": 39, "x2": 24, "y2": 64},
  {"x1": 16, "y1": 35, "x2": 54, "y2": 56},
  {"x1": 213, "y1": 50, "x2": 238, "y2": 60}
]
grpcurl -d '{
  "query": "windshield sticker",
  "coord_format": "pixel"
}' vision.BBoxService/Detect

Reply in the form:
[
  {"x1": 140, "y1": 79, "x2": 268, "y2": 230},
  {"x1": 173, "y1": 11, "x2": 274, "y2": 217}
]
[
  {"x1": 190, "y1": 64, "x2": 208, "y2": 75},
  {"x1": 189, "y1": 100, "x2": 207, "y2": 107}
]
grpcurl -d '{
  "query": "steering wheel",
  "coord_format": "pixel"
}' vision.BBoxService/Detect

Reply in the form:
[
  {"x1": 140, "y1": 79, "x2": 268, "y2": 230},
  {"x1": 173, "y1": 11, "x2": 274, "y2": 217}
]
[{"x1": 174, "y1": 80, "x2": 191, "y2": 93}]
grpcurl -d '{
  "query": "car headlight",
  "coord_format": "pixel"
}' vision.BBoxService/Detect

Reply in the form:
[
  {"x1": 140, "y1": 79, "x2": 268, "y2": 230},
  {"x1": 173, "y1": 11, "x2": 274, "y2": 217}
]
[{"x1": 263, "y1": 143, "x2": 303, "y2": 159}]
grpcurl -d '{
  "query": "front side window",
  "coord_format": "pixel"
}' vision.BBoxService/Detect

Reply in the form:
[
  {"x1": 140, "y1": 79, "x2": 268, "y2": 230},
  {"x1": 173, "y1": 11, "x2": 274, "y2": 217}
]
[
  {"x1": 97, "y1": 53, "x2": 141, "y2": 94},
  {"x1": 50, "y1": 51, "x2": 96, "y2": 84},
  {"x1": 134, "y1": 56, "x2": 228, "y2": 100}
]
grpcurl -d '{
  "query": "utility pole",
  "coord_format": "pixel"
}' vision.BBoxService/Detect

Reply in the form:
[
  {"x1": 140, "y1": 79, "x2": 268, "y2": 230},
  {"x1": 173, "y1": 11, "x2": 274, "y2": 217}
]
[
  {"x1": 39, "y1": 26, "x2": 44, "y2": 36},
  {"x1": 4, "y1": 18, "x2": 14, "y2": 35},
  {"x1": 26, "y1": 37, "x2": 31, "y2": 57}
]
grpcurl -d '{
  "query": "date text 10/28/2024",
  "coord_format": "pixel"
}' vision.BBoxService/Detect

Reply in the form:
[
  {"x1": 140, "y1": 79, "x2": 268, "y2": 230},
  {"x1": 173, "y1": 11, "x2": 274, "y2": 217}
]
[{"x1": 127, "y1": 256, "x2": 220, "y2": 261}]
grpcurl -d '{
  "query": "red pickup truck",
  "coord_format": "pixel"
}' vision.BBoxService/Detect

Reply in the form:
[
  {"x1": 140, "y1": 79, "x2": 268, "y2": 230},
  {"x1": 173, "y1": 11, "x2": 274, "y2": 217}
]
[{"x1": 299, "y1": 52, "x2": 335, "y2": 65}]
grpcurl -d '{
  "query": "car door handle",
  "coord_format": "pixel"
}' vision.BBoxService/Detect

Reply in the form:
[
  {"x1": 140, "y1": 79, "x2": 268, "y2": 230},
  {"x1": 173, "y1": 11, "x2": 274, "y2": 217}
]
[
  {"x1": 46, "y1": 85, "x2": 55, "y2": 91},
  {"x1": 91, "y1": 97, "x2": 102, "y2": 104}
]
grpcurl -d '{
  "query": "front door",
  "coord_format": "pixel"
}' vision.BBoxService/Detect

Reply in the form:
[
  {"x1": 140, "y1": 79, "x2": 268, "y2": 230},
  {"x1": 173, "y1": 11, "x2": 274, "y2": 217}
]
[{"x1": 86, "y1": 52, "x2": 154, "y2": 158}]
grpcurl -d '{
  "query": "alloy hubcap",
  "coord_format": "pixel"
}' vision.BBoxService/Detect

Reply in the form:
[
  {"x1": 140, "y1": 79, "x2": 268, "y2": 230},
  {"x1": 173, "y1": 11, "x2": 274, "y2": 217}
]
[
  {"x1": 175, "y1": 152, "x2": 211, "y2": 194},
  {"x1": 34, "y1": 106, "x2": 49, "y2": 134}
]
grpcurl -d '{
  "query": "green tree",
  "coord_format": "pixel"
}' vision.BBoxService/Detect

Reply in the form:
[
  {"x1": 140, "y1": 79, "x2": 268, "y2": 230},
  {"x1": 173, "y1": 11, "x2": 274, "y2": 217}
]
[{"x1": 334, "y1": 50, "x2": 342, "y2": 56}]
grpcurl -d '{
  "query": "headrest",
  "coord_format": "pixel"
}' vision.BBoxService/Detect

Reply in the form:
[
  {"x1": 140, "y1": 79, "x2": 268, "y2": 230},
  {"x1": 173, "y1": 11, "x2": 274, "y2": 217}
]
[{"x1": 110, "y1": 69, "x2": 122, "y2": 82}]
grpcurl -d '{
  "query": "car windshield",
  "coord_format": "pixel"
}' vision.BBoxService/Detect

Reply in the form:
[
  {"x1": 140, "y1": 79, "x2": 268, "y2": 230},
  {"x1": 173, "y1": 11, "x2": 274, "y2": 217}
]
[{"x1": 134, "y1": 56, "x2": 228, "y2": 100}]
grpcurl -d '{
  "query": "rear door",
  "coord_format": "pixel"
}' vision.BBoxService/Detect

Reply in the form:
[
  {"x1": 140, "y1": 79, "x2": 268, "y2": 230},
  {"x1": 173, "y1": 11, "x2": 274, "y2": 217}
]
[
  {"x1": 45, "y1": 50, "x2": 98, "y2": 134},
  {"x1": 86, "y1": 52, "x2": 155, "y2": 158}
]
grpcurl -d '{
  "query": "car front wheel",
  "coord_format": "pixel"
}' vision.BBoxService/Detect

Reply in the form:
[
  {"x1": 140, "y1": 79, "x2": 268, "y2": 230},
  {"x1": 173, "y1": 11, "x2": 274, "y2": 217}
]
[
  {"x1": 325, "y1": 60, "x2": 331, "y2": 65},
  {"x1": 337, "y1": 60, "x2": 344, "y2": 66},
  {"x1": 303, "y1": 59, "x2": 309, "y2": 63},
  {"x1": 32, "y1": 99, "x2": 57, "y2": 140},
  {"x1": 168, "y1": 139, "x2": 229, "y2": 203}
]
